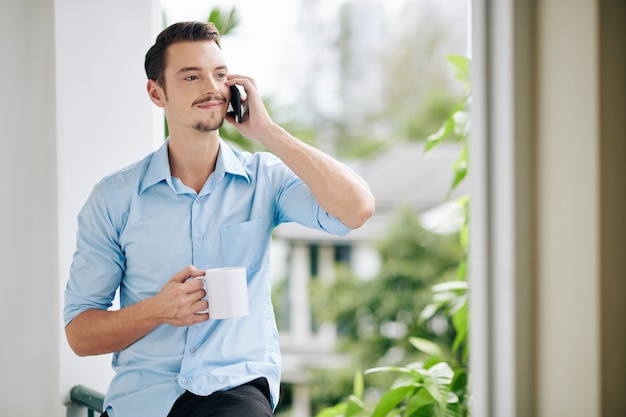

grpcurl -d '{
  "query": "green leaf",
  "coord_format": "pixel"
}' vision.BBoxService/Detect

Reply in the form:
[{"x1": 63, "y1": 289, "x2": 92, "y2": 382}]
[
  {"x1": 314, "y1": 402, "x2": 346, "y2": 417},
  {"x1": 418, "y1": 303, "x2": 442, "y2": 323},
  {"x1": 447, "y1": 392, "x2": 460, "y2": 404},
  {"x1": 450, "y1": 368, "x2": 468, "y2": 395},
  {"x1": 456, "y1": 259, "x2": 467, "y2": 280},
  {"x1": 459, "y1": 220, "x2": 469, "y2": 251},
  {"x1": 404, "y1": 389, "x2": 436, "y2": 417},
  {"x1": 453, "y1": 194, "x2": 470, "y2": 250},
  {"x1": 452, "y1": 109, "x2": 470, "y2": 139},
  {"x1": 454, "y1": 194, "x2": 470, "y2": 209},
  {"x1": 409, "y1": 337, "x2": 445, "y2": 358},
  {"x1": 431, "y1": 281, "x2": 468, "y2": 293},
  {"x1": 411, "y1": 404, "x2": 438, "y2": 417},
  {"x1": 446, "y1": 55, "x2": 471, "y2": 93},
  {"x1": 208, "y1": 7, "x2": 240, "y2": 35},
  {"x1": 432, "y1": 291, "x2": 458, "y2": 303},
  {"x1": 365, "y1": 366, "x2": 415, "y2": 376},
  {"x1": 418, "y1": 362, "x2": 454, "y2": 412},
  {"x1": 427, "y1": 99, "x2": 468, "y2": 156},
  {"x1": 444, "y1": 405, "x2": 463, "y2": 417},
  {"x1": 371, "y1": 385, "x2": 416, "y2": 417},
  {"x1": 451, "y1": 300, "x2": 468, "y2": 337},
  {"x1": 449, "y1": 143, "x2": 468, "y2": 192},
  {"x1": 353, "y1": 371, "x2": 364, "y2": 400},
  {"x1": 345, "y1": 394, "x2": 364, "y2": 417},
  {"x1": 425, "y1": 116, "x2": 454, "y2": 152},
  {"x1": 451, "y1": 301, "x2": 469, "y2": 362}
]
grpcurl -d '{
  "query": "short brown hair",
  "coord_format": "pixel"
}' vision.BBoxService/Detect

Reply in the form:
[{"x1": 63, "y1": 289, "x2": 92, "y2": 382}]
[{"x1": 144, "y1": 21, "x2": 222, "y2": 88}]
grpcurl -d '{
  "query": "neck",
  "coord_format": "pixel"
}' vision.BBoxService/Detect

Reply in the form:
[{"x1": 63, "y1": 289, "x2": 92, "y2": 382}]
[{"x1": 167, "y1": 130, "x2": 220, "y2": 193}]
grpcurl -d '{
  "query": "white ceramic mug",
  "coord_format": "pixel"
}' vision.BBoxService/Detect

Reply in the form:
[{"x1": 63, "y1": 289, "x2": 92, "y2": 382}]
[{"x1": 196, "y1": 266, "x2": 249, "y2": 319}]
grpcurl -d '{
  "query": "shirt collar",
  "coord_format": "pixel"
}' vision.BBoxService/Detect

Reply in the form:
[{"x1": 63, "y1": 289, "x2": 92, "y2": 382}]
[
  {"x1": 218, "y1": 139, "x2": 250, "y2": 182},
  {"x1": 139, "y1": 138, "x2": 250, "y2": 195}
]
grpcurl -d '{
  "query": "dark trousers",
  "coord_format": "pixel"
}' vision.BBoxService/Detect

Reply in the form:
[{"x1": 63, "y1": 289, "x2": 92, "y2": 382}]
[{"x1": 101, "y1": 377, "x2": 273, "y2": 417}]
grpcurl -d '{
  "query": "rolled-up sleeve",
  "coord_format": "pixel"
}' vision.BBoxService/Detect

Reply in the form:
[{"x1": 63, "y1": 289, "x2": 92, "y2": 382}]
[
  {"x1": 63, "y1": 179, "x2": 125, "y2": 326},
  {"x1": 265, "y1": 153, "x2": 352, "y2": 236}
]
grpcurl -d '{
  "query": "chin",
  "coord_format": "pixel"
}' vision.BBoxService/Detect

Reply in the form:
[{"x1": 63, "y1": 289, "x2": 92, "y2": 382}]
[{"x1": 193, "y1": 119, "x2": 224, "y2": 132}]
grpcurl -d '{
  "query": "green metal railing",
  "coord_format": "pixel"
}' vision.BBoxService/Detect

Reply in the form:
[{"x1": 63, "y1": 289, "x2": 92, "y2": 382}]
[{"x1": 68, "y1": 385, "x2": 105, "y2": 417}]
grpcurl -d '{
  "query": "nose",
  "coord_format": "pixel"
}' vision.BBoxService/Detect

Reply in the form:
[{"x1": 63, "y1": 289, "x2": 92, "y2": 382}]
[{"x1": 203, "y1": 76, "x2": 219, "y2": 95}]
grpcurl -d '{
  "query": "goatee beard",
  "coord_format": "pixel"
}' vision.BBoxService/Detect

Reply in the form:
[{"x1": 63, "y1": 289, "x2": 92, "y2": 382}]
[{"x1": 193, "y1": 118, "x2": 225, "y2": 132}]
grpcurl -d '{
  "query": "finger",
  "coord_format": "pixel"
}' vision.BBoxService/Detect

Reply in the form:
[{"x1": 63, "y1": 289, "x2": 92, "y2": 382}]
[
  {"x1": 226, "y1": 75, "x2": 257, "y2": 92},
  {"x1": 192, "y1": 299, "x2": 209, "y2": 315},
  {"x1": 183, "y1": 278, "x2": 206, "y2": 294},
  {"x1": 170, "y1": 265, "x2": 205, "y2": 283},
  {"x1": 227, "y1": 73, "x2": 254, "y2": 83}
]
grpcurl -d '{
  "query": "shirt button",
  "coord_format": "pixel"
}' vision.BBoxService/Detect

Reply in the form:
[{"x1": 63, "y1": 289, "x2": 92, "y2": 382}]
[
  {"x1": 197, "y1": 235, "x2": 203, "y2": 242},
  {"x1": 190, "y1": 347, "x2": 197, "y2": 353},
  {"x1": 181, "y1": 378, "x2": 187, "y2": 385}
]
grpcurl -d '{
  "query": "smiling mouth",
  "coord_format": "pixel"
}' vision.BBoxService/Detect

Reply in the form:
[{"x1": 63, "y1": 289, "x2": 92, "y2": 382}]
[{"x1": 193, "y1": 96, "x2": 227, "y2": 108}]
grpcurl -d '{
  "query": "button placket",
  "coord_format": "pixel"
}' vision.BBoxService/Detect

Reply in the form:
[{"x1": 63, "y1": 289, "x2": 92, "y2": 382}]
[{"x1": 179, "y1": 328, "x2": 207, "y2": 389}]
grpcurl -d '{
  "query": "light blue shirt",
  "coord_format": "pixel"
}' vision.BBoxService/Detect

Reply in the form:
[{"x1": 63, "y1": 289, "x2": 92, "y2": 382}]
[{"x1": 64, "y1": 139, "x2": 351, "y2": 417}]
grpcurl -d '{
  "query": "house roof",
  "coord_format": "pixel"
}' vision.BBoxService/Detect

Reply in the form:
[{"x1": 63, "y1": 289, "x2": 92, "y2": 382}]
[
  {"x1": 359, "y1": 141, "x2": 466, "y2": 213},
  {"x1": 274, "y1": 141, "x2": 467, "y2": 243}
]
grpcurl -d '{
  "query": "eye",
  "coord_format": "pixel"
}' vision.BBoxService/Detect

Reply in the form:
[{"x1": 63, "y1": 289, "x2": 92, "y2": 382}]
[
  {"x1": 184, "y1": 75, "x2": 199, "y2": 81},
  {"x1": 217, "y1": 72, "x2": 227, "y2": 79}
]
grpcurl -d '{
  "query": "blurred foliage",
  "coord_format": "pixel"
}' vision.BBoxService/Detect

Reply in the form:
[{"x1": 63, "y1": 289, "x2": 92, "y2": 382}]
[
  {"x1": 425, "y1": 54, "x2": 470, "y2": 198},
  {"x1": 310, "y1": 206, "x2": 463, "y2": 365},
  {"x1": 380, "y1": 9, "x2": 467, "y2": 143},
  {"x1": 328, "y1": 2, "x2": 467, "y2": 159},
  {"x1": 311, "y1": 55, "x2": 471, "y2": 417},
  {"x1": 209, "y1": 7, "x2": 240, "y2": 35},
  {"x1": 307, "y1": 368, "x2": 360, "y2": 414},
  {"x1": 308, "y1": 206, "x2": 464, "y2": 415}
]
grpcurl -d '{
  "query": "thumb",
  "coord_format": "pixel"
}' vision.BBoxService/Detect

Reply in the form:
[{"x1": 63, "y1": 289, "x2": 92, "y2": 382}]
[{"x1": 170, "y1": 265, "x2": 205, "y2": 283}]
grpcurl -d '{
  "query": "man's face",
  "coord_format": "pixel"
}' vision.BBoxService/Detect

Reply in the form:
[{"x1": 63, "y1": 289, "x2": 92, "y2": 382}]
[{"x1": 154, "y1": 40, "x2": 230, "y2": 134}]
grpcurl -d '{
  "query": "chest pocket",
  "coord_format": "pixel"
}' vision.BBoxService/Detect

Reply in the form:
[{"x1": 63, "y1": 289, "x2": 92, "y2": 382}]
[{"x1": 220, "y1": 218, "x2": 269, "y2": 270}]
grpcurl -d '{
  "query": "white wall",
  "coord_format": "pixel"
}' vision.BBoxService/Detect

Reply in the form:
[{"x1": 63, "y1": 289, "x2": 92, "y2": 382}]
[
  {"x1": 536, "y1": 1, "x2": 600, "y2": 415},
  {"x1": 0, "y1": 0, "x2": 60, "y2": 415},
  {"x1": 55, "y1": 0, "x2": 162, "y2": 400},
  {"x1": 0, "y1": 0, "x2": 161, "y2": 415}
]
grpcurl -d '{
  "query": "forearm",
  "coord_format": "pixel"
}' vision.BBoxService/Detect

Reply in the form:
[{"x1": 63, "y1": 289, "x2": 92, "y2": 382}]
[
  {"x1": 261, "y1": 123, "x2": 375, "y2": 228},
  {"x1": 65, "y1": 266, "x2": 208, "y2": 356},
  {"x1": 65, "y1": 297, "x2": 161, "y2": 356}
]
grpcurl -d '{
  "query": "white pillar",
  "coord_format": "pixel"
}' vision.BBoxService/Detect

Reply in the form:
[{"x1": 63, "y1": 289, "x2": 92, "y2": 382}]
[
  {"x1": 0, "y1": 0, "x2": 61, "y2": 414},
  {"x1": 317, "y1": 245, "x2": 334, "y2": 282},
  {"x1": 536, "y1": 1, "x2": 600, "y2": 415},
  {"x1": 317, "y1": 245, "x2": 337, "y2": 341},
  {"x1": 292, "y1": 383, "x2": 311, "y2": 417},
  {"x1": 469, "y1": 0, "x2": 536, "y2": 415},
  {"x1": 289, "y1": 243, "x2": 312, "y2": 337},
  {"x1": 350, "y1": 243, "x2": 380, "y2": 280}
]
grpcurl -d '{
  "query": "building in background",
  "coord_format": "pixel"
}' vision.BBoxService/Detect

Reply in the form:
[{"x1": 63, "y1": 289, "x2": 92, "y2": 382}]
[{"x1": 274, "y1": 141, "x2": 465, "y2": 416}]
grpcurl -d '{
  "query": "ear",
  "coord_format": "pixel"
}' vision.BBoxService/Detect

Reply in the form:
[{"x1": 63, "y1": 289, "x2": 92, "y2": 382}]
[{"x1": 147, "y1": 80, "x2": 165, "y2": 108}]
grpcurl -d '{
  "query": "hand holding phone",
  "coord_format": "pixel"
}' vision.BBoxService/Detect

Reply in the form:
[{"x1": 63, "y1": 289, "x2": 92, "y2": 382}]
[{"x1": 228, "y1": 85, "x2": 243, "y2": 123}]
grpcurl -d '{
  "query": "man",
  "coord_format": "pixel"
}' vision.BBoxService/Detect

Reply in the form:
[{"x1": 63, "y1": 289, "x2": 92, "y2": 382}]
[{"x1": 64, "y1": 21, "x2": 374, "y2": 417}]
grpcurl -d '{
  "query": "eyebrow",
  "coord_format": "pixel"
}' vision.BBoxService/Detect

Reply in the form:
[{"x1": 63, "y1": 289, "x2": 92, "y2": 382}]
[{"x1": 176, "y1": 65, "x2": 228, "y2": 75}]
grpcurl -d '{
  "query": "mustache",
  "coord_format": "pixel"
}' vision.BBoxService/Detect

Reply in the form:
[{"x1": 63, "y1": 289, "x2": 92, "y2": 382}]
[{"x1": 192, "y1": 95, "x2": 227, "y2": 106}]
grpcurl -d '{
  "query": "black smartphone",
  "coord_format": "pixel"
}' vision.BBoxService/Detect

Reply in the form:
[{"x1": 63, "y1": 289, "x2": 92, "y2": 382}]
[{"x1": 228, "y1": 85, "x2": 243, "y2": 123}]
